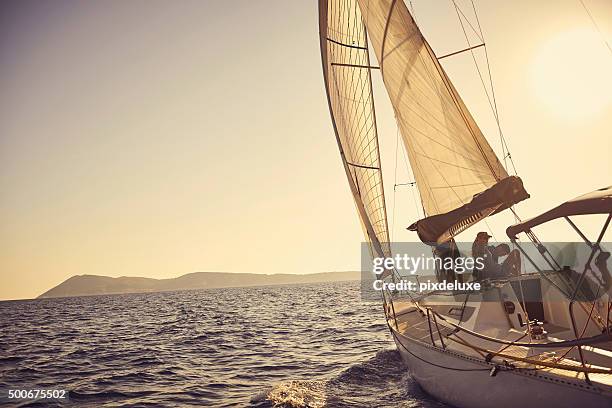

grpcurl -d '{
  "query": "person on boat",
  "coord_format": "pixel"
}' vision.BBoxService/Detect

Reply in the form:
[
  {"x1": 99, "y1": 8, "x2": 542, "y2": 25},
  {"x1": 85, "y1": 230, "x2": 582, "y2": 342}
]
[
  {"x1": 434, "y1": 239, "x2": 463, "y2": 283},
  {"x1": 472, "y1": 231, "x2": 521, "y2": 280},
  {"x1": 595, "y1": 250, "x2": 611, "y2": 293}
]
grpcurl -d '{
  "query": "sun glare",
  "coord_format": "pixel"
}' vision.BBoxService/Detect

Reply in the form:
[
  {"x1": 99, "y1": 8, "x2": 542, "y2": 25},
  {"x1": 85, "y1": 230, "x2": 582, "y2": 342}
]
[{"x1": 530, "y1": 28, "x2": 611, "y2": 122}]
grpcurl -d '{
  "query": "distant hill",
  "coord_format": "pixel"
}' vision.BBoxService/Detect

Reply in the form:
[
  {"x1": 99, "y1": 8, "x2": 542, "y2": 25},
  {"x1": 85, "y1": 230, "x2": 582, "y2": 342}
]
[{"x1": 37, "y1": 271, "x2": 361, "y2": 299}]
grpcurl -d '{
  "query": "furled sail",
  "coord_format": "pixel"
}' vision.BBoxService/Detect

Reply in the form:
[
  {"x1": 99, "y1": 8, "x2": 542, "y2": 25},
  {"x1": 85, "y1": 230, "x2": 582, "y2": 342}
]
[
  {"x1": 319, "y1": 0, "x2": 391, "y2": 258},
  {"x1": 356, "y1": 0, "x2": 528, "y2": 243}
]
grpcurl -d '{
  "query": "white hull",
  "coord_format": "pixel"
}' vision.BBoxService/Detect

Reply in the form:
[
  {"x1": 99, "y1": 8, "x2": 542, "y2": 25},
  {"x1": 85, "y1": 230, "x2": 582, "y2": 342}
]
[{"x1": 392, "y1": 330, "x2": 611, "y2": 408}]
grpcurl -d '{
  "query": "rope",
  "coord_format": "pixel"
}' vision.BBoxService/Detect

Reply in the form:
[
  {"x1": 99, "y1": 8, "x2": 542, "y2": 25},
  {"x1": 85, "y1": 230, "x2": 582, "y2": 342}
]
[
  {"x1": 391, "y1": 125, "x2": 400, "y2": 242},
  {"x1": 395, "y1": 116, "x2": 423, "y2": 220},
  {"x1": 448, "y1": 336, "x2": 612, "y2": 374},
  {"x1": 579, "y1": 0, "x2": 612, "y2": 55},
  {"x1": 450, "y1": 0, "x2": 519, "y2": 176},
  {"x1": 430, "y1": 307, "x2": 612, "y2": 349},
  {"x1": 448, "y1": 331, "x2": 488, "y2": 358},
  {"x1": 401, "y1": 306, "x2": 612, "y2": 374},
  {"x1": 469, "y1": 0, "x2": 518, "y2": 176},
  {"x1": 516, "y1": 245, "x2": 532, "y2": 340},
  {"x1": 391, "y1": 330, "x2": 492, "y2": 372}
]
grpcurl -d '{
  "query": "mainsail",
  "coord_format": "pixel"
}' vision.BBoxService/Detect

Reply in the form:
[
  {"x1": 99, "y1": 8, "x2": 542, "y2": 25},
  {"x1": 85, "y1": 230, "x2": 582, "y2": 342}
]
[
  {"x1": 356, "y1": 0, "x2": 528, "y2": 243},
  {"x1": 319, "y1": 0, "x2": 391, "y2": 258}
]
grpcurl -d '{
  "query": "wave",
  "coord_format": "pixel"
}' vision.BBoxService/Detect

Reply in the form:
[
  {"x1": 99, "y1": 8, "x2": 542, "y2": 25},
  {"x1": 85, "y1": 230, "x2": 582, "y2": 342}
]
[
  {"x1": 252, "y1": 380, "x2": 326, "y2": 408},
  {"x1": 1, "y1": 281, "x2": 443, "y2": 406},
  {"x1": 254, "y1": 349, "x2": 445, "y2": 408}
]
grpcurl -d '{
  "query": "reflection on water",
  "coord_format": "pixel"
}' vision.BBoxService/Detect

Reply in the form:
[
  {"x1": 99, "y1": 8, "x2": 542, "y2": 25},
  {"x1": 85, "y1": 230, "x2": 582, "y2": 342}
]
[{"x1": 0, "y1": 281, "x2": 445, "y2": 407}]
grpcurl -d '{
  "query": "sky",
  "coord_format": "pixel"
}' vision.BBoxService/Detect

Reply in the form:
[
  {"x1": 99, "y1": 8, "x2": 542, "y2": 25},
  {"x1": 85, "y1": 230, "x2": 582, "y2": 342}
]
[{"x1": 1, "y1": 0, "x2": 611, "y2": 300}]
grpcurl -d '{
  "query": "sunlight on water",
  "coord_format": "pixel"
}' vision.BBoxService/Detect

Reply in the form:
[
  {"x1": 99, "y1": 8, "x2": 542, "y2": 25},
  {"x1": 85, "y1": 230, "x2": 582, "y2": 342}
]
[
  {"x1": 0, "y1": 281, "x2": 445, "y2": 407},
  {"x1": 262, "y1": 380, "x2": 326, "y2": 408}
]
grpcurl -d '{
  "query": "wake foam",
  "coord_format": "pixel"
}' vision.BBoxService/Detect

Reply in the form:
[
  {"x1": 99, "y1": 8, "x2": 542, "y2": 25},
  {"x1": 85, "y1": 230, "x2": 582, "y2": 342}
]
[{"x1": 251, "y1": 380, "x2": 326, "y2": 408}]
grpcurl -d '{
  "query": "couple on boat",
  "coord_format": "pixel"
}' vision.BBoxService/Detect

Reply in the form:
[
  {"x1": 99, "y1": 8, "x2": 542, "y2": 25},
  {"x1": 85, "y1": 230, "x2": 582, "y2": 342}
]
[
  {"x1": 435, "y1": 231, "x2": 521, "y2": 282},
  {"x1": 471, "y1": 231, "x2": 521, "y2": 281}
]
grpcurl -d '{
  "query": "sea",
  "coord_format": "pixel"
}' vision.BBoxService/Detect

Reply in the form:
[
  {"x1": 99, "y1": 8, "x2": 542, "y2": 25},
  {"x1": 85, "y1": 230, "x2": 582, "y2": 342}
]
[{"x1": 0, "y1": 281, "x2": 448, "y2": 407}]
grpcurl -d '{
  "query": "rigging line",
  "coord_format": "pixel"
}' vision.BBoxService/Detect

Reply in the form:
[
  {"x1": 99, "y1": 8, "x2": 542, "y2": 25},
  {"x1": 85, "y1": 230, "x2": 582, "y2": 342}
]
[
  {"x1": 468, "y1": 1, "x2": 502, "y2": 156},
  {"x1": 449, "y1": 0, "x2": 484, "y2": 43},
  {"x1": 397, "y1": 17, "x2": 491, "y2": 160},
  {"x1": 421, "y1": 35, "x2": 500, "y2": 181},
  {"x1": 469, "y1": 0, "x2": 518, "y2": 176},
  {"x1": 451, "y1": 1, "x2": 496, "y2": 121},
  {"x1": 399, "y1": 130, "x2": 424, "y2": 219},
  {"x1": 515, "y1": 244, "x2": 531, "y2": 340},
  {"x1": 510, "y1": 207, "x2": 522, "y2": 223},
  {"x1": 392, "y1": 126, "x2": 401, "y2": 242},
  {"x1": 409, "y1": 0, "x2": 419, "y2": 27},
  {"x1": 483, "y1": 218, "x2": 498, "y2": 242},
  {"x1": 450, "y1": 0, "x2": 512, "y2": 175},
  {"x1": 579, "y1": 0, "x2": 612, "y2": 55}
]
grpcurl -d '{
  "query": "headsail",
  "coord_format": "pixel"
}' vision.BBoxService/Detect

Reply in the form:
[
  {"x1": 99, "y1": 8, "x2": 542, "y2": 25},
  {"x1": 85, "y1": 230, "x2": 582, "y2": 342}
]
[
  {"x1": 356, "y1": 0, "x2": 528, "y2": 243},
  {"x1": 319, "y1": 0, "x2": 391, "y2": 258}
]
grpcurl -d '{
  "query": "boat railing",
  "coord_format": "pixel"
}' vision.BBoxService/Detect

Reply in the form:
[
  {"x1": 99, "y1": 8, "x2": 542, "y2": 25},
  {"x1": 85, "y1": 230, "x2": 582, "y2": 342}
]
[
  {"x1": 421, "y1": 305, "x2": 611, "y2": 377},
  {"x1": 381, "y1": 269, "x2": 609, "y2": 378},
  {"x1": 426, "y1": 307, "x2": 446, "y2": 349},
  {"x1": 381, "y1": 271, "x2": 612, "y2": 378},
  {"x1": 508, "y1": 213, "x2": 611, "y2": 384}
]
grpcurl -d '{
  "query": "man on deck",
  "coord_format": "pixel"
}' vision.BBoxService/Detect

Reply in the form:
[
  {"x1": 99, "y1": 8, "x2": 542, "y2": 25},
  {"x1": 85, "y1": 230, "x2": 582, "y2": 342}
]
[{"x1": 472, "y1": 231, "x2": 521, "y2": 280}]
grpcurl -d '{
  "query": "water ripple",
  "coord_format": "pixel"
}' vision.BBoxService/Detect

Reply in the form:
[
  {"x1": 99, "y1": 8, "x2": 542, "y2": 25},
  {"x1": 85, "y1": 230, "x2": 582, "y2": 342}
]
[{"x1": 0, "y1": 281, "x2": 445, "y2": 407}]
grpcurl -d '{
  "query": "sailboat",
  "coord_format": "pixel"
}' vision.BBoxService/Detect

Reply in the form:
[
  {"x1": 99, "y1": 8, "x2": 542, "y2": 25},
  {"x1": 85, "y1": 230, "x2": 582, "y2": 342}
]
[{"x1": 318, "y1": 1, "x2": 612, "y2": 407}]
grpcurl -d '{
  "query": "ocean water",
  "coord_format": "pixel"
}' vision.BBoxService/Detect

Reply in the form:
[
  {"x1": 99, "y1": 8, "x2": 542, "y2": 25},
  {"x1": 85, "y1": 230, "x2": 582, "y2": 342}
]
[{"x1": 0, "y1": 281, "x2": 447, "y2": 407}]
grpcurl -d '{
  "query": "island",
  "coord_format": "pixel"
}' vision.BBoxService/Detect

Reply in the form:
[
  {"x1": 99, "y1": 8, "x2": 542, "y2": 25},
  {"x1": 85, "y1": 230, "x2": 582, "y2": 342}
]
[{"x1": 37, "y1": 271, "x2": 361, "y2": 299}]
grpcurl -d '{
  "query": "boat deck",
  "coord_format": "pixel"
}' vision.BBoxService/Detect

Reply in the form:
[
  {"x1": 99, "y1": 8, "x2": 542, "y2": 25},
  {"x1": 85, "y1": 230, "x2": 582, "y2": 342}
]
[{"x1": 390, "y1": 299, "x2": 612, "y2": 388}]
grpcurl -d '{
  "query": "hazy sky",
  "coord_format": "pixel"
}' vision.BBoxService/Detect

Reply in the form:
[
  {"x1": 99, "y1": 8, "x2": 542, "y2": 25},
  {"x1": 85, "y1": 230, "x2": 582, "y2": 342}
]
[{"x1": 1, "y1": 0, "x2": 611, "y2": 300}]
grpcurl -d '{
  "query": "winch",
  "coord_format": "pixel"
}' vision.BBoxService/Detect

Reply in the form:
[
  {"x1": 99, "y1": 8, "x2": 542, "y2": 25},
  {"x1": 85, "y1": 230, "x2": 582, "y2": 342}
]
[{"x1": 528, "y1": 320, "x2": 548, "y2": 340}]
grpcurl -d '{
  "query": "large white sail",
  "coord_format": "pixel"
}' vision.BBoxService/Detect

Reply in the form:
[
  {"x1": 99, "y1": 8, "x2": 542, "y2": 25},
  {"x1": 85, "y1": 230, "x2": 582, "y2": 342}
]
[
  {"x1": 356, "y1": 0, "x2": 528, "y2": 243},
  {"x1": 357, "y1": 0, "x2": 508, "y2": 216},
  {"x1": 319, "y1": 0, "x2": 391, "y2": 258}
]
